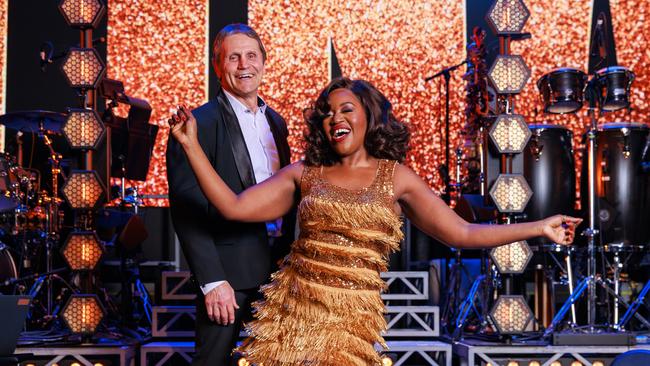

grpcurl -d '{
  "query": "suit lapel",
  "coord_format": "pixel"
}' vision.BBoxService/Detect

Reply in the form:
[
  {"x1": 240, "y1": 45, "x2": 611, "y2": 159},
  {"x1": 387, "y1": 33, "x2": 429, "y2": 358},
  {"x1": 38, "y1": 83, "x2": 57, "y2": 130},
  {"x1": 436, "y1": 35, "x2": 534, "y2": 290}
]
[
  {"x1": 215, "y1": 89, "x2": 257, "y2": 187},
  {"x1": 265, "y1": 109, "x2": 291, "y2": 167}
]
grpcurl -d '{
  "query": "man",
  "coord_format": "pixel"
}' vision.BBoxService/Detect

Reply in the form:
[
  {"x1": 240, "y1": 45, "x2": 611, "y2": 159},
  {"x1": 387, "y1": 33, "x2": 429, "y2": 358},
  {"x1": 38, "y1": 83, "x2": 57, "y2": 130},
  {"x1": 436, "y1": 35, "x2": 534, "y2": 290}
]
[{"x1": 166, "y1": 24, "x2": 294, "y2": 365}]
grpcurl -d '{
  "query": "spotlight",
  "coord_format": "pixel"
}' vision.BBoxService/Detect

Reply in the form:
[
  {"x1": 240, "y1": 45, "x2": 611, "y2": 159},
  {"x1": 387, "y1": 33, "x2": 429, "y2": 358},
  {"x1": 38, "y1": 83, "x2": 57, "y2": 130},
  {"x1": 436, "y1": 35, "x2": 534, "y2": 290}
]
[
  {"x1": 58, "y1": 0, "x2": 106, "y2": 29},
  {"x1": 489, "y1": 174, "x2": 533, "y2": 213},
  {"x1": 62, "y1": 170, "x2": 106, "y2": 209},
  {"x1": 71, "y1": 363, "x2": 81, "y2": 366},
  {"x1": 237, "y1": 358, "x2": 250, "y2": 366},
  {"x1": 571, "y1": 362, "x2": 583, "y2": 366},
  {"x1": 490, "y1": 240, "x2": 532, "y2": 274},
  {"x1": 488, "y1": 55, "x2": 531, "y2": 94},
  {"x1": 550, "y1": 363, "x2": 562, "y2": 366},
  {"x1": 486, "y1": 0, "x2": 530, "y2": 35},
  {"x1": 61, "y1": 231, "x2": 104, "y2": 271},
  {"x1": 529, "y1": 362, "x2": 541, "y2": 366},
  {"x1": 63, "y1": 108, "x2": 105, "y2": 150},
  {"x1": 94, "y1": 364, "x2": 105, "y2": 366},
  {"x1": 489, "y1": 295, "x2": 534, "y2": 334},
  {"x1": 592, "y1": 362, "x2": 604, "y2": 366},
  {"x1": 489, "y1": 114, "x2": 531, "y2": 153},
  {"x1": 507, "y1": 362, "x2": 520, "y2": 366},
  {"x1": 61, "y1": 48, "x2": 106, "y2": 90},
  {"x1": 61, "y1": 294, "x2": 105, "y2": 334},
  {"x1": 381, "y1": 355, "x2": 394, "y2": 366}
]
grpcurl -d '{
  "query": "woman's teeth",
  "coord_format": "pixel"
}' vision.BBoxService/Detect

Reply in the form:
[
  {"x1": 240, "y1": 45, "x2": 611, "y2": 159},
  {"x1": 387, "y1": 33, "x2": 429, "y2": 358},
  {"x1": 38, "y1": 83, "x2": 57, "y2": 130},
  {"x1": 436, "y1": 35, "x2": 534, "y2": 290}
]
[{"x1": 333, "y1": 128, "x2": 350, "y2": 138}]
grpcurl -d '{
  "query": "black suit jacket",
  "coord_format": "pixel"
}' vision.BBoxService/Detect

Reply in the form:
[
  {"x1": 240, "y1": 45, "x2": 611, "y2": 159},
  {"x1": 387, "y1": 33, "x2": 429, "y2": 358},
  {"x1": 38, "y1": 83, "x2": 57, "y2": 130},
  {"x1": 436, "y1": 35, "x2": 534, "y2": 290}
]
[{"x1": 166, "y1": 87, "x2": 294, "y2": 290}]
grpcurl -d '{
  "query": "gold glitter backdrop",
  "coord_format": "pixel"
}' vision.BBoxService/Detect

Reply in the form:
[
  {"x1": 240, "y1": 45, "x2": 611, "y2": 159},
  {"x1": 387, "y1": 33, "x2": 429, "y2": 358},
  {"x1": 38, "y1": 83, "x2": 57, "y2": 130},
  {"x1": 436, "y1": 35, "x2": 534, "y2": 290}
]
[
  {"x1": 106, "y1": 0, "x2": 209, "y2": 206},
  {"x1": 249, "y1": 0, "x2": 466, "y2": 191},
  {"x1": 101, "y1": 1, "x2": 650, "y2": 206}
]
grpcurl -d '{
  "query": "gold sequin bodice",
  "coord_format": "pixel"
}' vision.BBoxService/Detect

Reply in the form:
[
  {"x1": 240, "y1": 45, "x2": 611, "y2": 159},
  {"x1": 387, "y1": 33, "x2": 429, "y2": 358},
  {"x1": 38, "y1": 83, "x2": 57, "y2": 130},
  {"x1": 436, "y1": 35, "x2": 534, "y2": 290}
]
[{"x1": 238, "y1": 159, "x2": 403, "y2": 366}]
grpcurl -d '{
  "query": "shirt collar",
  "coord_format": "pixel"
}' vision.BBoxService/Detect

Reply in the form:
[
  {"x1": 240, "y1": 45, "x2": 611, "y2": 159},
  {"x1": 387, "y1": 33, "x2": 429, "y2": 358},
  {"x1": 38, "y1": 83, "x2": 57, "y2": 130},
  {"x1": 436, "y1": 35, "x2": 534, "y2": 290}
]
[{"x1": 223, "y1": 89, "x2": 267, "y2": 115}]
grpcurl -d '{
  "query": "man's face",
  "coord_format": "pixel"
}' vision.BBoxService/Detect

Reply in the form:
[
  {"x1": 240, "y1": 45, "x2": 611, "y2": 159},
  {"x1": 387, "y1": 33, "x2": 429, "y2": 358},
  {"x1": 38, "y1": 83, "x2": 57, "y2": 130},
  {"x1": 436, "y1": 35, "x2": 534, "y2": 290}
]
[{"x1": 213, "y1": 34, "x2": 265, "y2": 101}]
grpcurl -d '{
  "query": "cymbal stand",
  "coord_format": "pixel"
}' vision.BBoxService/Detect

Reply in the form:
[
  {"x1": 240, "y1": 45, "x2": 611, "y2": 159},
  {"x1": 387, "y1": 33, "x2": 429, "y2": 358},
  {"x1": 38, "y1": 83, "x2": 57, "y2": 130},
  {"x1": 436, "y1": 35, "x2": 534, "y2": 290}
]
[
  {"x1": 583, "y1": 79, "x2": 600, "y2": 330},
  {"x1": 30, "y1": 127, "x2": 64, "y2": 317}
]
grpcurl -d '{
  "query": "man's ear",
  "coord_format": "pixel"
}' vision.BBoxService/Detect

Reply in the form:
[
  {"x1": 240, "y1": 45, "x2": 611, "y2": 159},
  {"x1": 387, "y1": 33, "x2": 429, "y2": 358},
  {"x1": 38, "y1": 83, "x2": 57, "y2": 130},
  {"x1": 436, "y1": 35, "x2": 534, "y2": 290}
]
[{"x1": 212, "y1": 57, "x2": 221, "y2": 79}]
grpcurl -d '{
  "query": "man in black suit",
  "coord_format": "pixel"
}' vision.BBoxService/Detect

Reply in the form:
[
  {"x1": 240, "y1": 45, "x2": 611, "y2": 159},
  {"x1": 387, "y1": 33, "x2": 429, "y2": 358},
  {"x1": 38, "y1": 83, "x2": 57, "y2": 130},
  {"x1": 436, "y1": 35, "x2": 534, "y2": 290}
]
[{"x1": 166, "y1": 24, "x2": 294, "y2": 365}]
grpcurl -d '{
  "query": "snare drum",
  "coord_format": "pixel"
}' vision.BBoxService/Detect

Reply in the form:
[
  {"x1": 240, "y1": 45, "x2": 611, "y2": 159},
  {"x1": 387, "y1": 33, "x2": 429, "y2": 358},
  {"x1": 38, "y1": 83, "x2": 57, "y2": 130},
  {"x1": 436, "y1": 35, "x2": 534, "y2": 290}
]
[
  {"x1": 595, "y1": 66, "x2": 635, "y2": 111},
  {"x1": 537, "y1": 68, "x2": 587, "y2": 114},
  {"x1": 581, "y1": 123, "x2": 650, "y2": 248},
  {"x1": 523, "y1": 124, "x2": 576, "y2": 248}
]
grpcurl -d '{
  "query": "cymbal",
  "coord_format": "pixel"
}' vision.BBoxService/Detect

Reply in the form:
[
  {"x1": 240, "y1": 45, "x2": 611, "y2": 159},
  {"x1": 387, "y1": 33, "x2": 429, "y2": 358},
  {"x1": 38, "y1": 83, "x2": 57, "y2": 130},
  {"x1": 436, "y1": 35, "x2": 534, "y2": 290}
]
[{"x1": 0, "y1": 110, "x2": 65, "y2": 134}]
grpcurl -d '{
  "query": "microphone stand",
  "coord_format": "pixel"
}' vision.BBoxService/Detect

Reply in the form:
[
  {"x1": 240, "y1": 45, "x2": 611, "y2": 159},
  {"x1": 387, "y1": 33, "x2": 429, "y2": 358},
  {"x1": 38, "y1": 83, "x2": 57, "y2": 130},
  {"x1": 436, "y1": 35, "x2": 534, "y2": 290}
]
[{"x1": 425, "y1": 60, "x2": 467, "y2": 203}]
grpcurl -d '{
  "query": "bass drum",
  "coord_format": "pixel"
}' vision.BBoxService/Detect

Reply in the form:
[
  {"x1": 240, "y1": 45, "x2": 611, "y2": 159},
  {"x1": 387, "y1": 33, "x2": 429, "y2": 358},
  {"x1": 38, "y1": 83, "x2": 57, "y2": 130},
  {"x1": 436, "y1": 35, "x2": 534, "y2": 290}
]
[
  {"x1": 524, "y1": 124, "x2": 576, "y2": 248},
  {"x1": 0, "y1": 243, "x2": 17, "y2": 294},
  {"x1": 581, "y1": 123, "x2": 650, "y2": 248}
]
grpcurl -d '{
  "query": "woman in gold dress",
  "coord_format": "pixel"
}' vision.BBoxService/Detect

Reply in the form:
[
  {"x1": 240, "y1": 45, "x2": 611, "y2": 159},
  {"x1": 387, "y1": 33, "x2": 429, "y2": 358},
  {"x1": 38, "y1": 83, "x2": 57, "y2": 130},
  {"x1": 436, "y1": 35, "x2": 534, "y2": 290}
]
[{"x1": 169, "y1": 77, "x2": 581, "y2": 365}]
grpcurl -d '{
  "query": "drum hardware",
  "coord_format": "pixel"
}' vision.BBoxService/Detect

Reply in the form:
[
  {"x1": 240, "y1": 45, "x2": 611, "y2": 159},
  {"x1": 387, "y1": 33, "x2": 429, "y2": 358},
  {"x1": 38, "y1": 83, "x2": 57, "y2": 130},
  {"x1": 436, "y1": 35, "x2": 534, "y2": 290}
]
[
  {"x1": 617, "y1": 279, "x2": 650, "y2": 330},
  {"x1": 583, "y1": 77, "x2": 600, "y2": 331}
]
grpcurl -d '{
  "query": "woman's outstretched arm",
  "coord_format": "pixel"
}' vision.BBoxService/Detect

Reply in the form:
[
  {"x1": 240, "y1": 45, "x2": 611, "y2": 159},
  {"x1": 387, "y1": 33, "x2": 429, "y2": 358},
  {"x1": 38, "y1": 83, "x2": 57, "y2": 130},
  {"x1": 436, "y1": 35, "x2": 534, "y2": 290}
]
[
  {"x1": 169, "y1": 106, "x2": 301, "y2": 222},
  {"x1": 393, "y1": 164, "x2": 581, "y2": 249}
]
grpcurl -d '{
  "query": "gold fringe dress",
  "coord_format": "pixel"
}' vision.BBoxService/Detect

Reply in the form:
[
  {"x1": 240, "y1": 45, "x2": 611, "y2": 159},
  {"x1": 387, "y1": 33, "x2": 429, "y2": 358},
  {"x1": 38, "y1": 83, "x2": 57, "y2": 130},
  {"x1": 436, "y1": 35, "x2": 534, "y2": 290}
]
[{"x1": 237, "y1": 159, "x2": 404, "y2": 365}]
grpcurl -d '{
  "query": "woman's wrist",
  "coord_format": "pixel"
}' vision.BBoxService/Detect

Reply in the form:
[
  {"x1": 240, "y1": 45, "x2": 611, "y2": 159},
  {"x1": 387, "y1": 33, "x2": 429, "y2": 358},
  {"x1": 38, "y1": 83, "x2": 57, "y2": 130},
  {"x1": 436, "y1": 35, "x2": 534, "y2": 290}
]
[{"x1": 181, "y1": 138, "x2": 201, "y2": 153}]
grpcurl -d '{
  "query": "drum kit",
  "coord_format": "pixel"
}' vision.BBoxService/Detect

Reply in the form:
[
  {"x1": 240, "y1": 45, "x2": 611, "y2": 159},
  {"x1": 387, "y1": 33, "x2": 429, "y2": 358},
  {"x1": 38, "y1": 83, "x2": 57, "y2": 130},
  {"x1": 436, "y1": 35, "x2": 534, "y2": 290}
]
[
  {"x1": 527, "y1": 63, "x2": 650, "y2": 333},
  {"x1": 0, "y1": 110, "x2": 73, "y2": 326}
]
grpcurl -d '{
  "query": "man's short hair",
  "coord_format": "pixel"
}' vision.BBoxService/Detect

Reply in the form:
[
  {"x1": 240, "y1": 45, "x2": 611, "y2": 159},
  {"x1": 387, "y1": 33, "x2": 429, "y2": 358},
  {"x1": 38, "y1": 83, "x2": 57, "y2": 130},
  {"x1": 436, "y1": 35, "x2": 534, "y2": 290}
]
[{"x1": 212, "y1": 24, "x2": 267, "y2": 67}]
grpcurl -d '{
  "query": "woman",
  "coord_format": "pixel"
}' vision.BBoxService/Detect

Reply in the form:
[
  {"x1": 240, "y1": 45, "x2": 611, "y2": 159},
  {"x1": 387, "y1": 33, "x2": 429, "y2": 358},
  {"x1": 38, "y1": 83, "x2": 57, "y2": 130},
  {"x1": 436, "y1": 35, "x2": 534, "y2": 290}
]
[{"x1": 169, "y1": 77, "x2": 581, "y2": 365}]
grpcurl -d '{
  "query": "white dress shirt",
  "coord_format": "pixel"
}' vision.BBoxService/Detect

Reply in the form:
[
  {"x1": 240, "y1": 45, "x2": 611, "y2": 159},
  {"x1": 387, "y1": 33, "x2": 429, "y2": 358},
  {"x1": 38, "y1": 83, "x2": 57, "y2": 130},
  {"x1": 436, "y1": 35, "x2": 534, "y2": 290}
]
[{"x1": 201, "y1": 91, "x2": 281, "y2": 295}]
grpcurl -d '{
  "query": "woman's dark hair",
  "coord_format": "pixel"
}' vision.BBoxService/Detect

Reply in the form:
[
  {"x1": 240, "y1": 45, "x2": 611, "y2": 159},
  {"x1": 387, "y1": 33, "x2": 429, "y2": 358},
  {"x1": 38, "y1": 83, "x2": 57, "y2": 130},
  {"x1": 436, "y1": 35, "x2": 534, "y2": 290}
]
[{"x1": 304, "y1": 77, "x2": 410, "y2": 166}]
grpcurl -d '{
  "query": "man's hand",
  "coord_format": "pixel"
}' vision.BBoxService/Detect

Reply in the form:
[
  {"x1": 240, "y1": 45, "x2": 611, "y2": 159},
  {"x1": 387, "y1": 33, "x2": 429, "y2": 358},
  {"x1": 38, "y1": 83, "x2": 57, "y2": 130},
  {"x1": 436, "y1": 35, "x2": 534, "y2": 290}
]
[{"x1": 205, "y1": 281, "x2": 239, "y2": 325}]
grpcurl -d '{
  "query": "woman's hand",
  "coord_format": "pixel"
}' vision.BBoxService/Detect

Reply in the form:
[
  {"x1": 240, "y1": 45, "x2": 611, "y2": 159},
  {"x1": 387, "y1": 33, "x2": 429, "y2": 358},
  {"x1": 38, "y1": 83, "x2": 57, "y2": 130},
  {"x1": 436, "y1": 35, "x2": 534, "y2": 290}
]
[
  {"x1": 168, "y1": 105, "x2": 198, "y2": 149},
  {"x1": 540, "y1": 215, "x2": 582, "y2": 245}
]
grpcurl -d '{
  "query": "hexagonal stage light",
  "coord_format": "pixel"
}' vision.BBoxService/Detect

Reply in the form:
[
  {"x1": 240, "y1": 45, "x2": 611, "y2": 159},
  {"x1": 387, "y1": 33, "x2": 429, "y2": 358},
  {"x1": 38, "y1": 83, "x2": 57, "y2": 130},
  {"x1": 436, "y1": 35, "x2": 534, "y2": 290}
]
[
  {"x1": 63, "y1": 109, "x2": 105, "y2": 150},
  {"x1": 488, "y1": 55, "x2": 531, "y2": 94},
  {"x1": 61, "y1": 48, "x2": 106, "y2": 89},
  {"x1": 489, "y1": 295, "x2": 534, "y2": 334},
  {"x1": 489, "y1": 114, "x2": 531, "y2": 154},
  {"x1": 62, "y1": 231, "x2": 104, "y2": 271},
  {"x1": 61, "y1": 294, "x2": 105, "y2": 334},
  {"x1": 58, "y1": 0, "x2": 106, "y2": 29},
  {"x1": 486, "y1": 0, "x2": 530, "y2": 35},
  {"x1": 62, "y1": 170, "x2": 105, "y2": 209},
  {"x1": 489, "y1": 240, "x2": 532, "y2": 274},
  {"x1": 489, "y1": 174, "x2": 533, "y2": 213}
]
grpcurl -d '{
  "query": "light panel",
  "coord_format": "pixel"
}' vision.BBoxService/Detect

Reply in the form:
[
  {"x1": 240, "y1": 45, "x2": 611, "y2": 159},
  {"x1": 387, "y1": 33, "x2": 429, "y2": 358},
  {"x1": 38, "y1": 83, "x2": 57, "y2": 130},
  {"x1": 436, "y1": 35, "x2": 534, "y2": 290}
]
[
  {"x1": 62, "y1": 231, "x2": 104, "y2": 270},
  {"x1": 489, "y1": 295, "x2": 533, "y2": 334},
  {"x1": 61, "y1": 48, "x2": 106, "y2": 89},
  {"x1": 61, "y1": 294, "x2": 105, "y2": 334},
  {"x1": 489, "y1": 114, "x2": 531, "y2": 153},
  {"x1": 486, "y1": 0, "x2": 530, "y2": 34},
  {"x1": 489, "y1": 174, "x2": 533, "y2": 213},
  {"x1": 488, "y1": 54, "x2": 531, "y2": 94},
  {"x1": 63, "y1": 108, "x2": 105, "y2": 149},
  {"x1": 58, "y1": 0, "x2": 106, "y2": 29},
  {"x1": 62, "y1": 170, "x2": 105, "y2": 209},
  {"x1": 489, "y1": 240, "x2": 532, "y2": 274}
]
